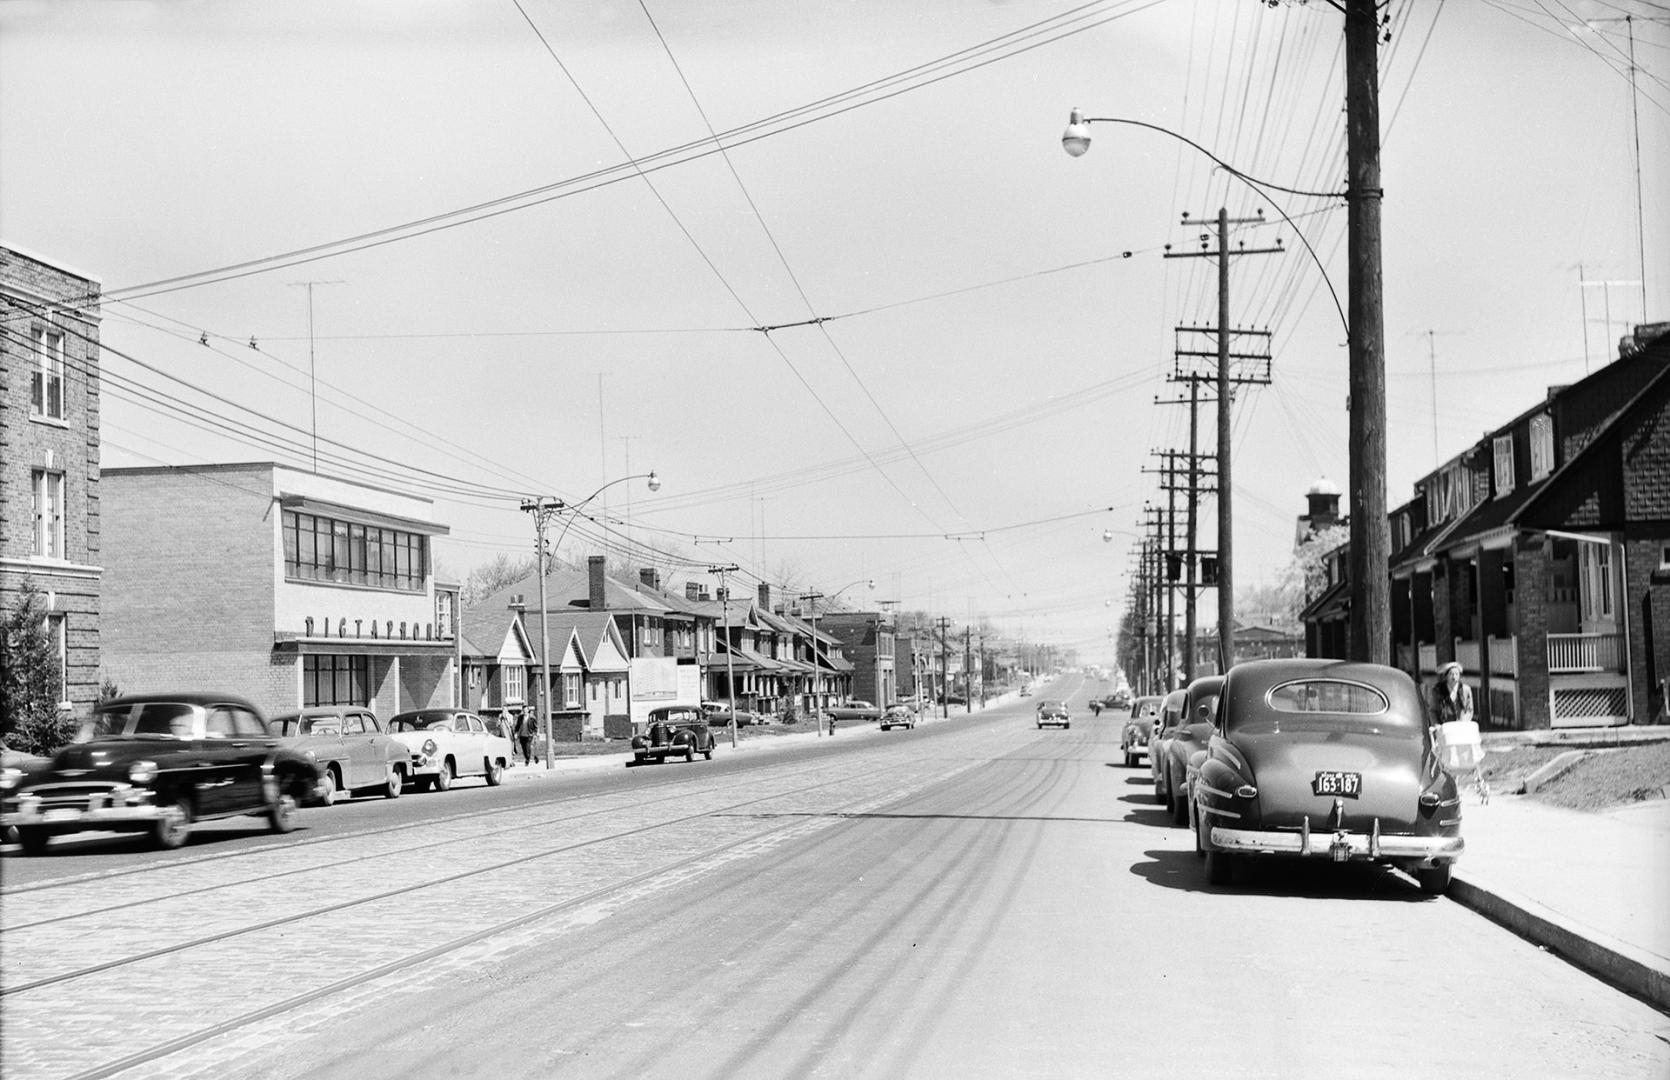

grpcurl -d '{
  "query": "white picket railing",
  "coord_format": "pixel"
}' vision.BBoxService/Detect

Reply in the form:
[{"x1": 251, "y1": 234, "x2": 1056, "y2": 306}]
[
  {"x1": 1547, "y1": 632, "x2": 1624, "y2": 674},
  {"x1": 1487, "y1": 635, "x2": 1518, "y2": 677},
  {"x1": 1418, "y1": 643, "x2": 1438, "y2": 674},
  {"x1": 1454, "y1": 639, "x2": 1481, "y2": 673}
]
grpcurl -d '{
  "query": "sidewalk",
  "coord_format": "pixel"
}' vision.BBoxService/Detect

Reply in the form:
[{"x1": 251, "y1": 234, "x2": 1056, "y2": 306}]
[{"x1": 1449, "y1": 788, "x2": 1670, "y2": 1013}]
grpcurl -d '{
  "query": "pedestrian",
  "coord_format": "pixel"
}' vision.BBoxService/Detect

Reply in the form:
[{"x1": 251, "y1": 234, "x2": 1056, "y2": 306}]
[
  {"x1": 1431, "y1": 661, "x2": 1474, "y2": 728},
  {"x1": 517, "y1": 705, "x2": 537, "y2": 766}
]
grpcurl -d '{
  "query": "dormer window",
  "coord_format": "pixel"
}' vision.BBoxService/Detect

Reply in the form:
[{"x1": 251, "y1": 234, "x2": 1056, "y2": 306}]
[
  {"x1": 1530, "y1": 413, "x2": 1554, "y2": 480},
  {"x1": 1493, "y1": 435, "x2": 1514, "y2": 496}
]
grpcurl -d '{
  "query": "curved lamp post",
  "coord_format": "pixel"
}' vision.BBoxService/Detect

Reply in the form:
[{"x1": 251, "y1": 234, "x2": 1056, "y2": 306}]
[
  {"x1": 800, "y1": 579, "x2": 874, "y2": 736},
  {"x1": 520, "y1": 471, "x2": 661, "y2": 768}
]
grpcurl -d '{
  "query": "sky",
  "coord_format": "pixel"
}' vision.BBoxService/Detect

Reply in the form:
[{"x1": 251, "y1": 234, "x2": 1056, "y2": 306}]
[{"x1": 2, "y1": 0, "x2": 1665, "y2": 665}]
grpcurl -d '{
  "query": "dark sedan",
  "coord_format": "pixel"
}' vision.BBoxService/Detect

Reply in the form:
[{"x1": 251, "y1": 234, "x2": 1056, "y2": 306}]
[
  {"x1": 630, "y1": 705, "x2": 716, "y2": 765},
  {"x1": 1192, "y1": 659, "x2": 1464, "y2": 893},
  {"x1": 1155, "y1": 675, "x2": 1223, "y2": 825},
  {"x1": 1, "y1": 693, "x2": 323, "y2": 854},
  {"x1": 1148, "y1": 688, "x2": 1188, "y2": 805}
]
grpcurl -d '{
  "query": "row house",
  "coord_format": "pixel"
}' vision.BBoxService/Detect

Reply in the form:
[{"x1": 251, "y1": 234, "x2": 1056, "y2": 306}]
[
  {"x1": 1306, "y1": 324, "x2": 1670, "y2": 729},
  {"x1": 820, "y1": 610, "x2": 896, "y2": 706},
  {"x1": 102, "y1": 462, "x2": 458, "y2": 719},
  {"x1": 1, "y1": 247, "x2": 103, "y2": 714}
]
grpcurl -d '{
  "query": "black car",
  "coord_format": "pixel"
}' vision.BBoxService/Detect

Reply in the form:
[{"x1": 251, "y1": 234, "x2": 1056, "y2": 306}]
[
  {"x1": 0, "y1": 693, "x2": 324, "y2": 854},
  {"x1": 629, "y1": 705, "x2": 717, "y2": 765}
]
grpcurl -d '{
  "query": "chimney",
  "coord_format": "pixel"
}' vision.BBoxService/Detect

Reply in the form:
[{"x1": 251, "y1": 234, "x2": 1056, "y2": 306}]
[
  {"x1": 640, "y1": 567, "x2": 660, "y2": 592},
  {"x1": 686, "y1": 582, "x2": 702, "y2": 601},
  {"x1": 588, "y1": 555, "x2": 607, "y2": 611},
  {"x1": 758, "y1": 582, "x2": 771, "y2": 610},
  {"x1": 509, "y1": 593, "x2": 525, "y2": 614}
]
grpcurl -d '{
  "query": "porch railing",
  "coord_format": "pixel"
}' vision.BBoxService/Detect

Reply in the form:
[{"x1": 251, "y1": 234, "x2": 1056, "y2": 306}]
[
  {"x1": 1547, "y1": 632, "x2": 1625, "y2": 674},
  {"x1": 1487, "y1": 635, "x2": 1518, "y2": 677},
  {"x1": 1454, "y1": 639, "x2": 1481, "y2": 674}
]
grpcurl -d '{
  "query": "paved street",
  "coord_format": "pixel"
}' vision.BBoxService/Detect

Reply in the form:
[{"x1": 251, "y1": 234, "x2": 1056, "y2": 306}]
[{"x1": 3, "y1": 680, "x2": 1667, "y2": 1080}]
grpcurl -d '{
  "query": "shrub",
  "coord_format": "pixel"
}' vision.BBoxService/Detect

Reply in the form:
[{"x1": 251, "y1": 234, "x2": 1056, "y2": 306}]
[{"x1": 1, "y1": 581, "x2": 78, "y2": 755}]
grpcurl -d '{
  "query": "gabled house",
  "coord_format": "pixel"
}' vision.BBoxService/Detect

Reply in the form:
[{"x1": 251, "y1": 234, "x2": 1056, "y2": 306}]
[{"x1": 459, "y1": 601, "x2": 535, "y2": 713}]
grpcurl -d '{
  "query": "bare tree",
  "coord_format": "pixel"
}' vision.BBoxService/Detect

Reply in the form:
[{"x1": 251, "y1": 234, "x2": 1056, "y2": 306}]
[{"x1": 463, "y1": 553, "x2": 540, "y2": 606}]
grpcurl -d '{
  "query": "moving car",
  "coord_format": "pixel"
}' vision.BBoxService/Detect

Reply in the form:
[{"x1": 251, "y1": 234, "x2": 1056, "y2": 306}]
[
  {"x1": 879, "y1": 704, "x2": 917, "y2": 731},
  {"x1": 1154, "y1": 676, "x2": 1223, "y2": 825},
  {"x1": 272, "y1": 706, "x2": 407, "y2": 803},
  {"x1": 825, "y1": 700, "x2": 882, "y2": 722},
  {"x1": 387, "y1": 709, "x2": 513, "y2": 791},
  {"x1": 1035, "y1": 700, "x2": 1070, "y2": 729},
  {"x1": 0, "y1": 693, "x2": 323, "y2": 854},
  {"x1": 630, "y1": 705, "x2": 716, "y2": 765},
  {"x1": 1192, "y1": 658, "x2": 1464, "y2": 893},
  {"x1": 1149, "y1": 688, "x2": 1188, "y2": 804},
  {"x1": 1121, "y1": 695, "x2": 1163, "y2": 767}
]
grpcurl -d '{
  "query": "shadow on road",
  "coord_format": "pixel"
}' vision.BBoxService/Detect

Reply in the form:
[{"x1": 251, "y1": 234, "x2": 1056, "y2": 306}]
[{"x1": 1129, "y1": 847, "x2": 1432, "y2": 900}]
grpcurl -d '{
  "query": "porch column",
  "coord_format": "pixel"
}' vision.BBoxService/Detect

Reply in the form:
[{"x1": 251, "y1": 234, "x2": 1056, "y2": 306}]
[{"x1": 1477, "y1": 547, "x2": 1507, "y2": 728}]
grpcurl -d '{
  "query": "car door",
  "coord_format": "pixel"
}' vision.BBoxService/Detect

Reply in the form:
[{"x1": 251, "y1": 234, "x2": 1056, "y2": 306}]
[
  {"x1": 340, "y1": 711, "x2": 379, "y2": 789},
  {"x1": 458, "y1": 713, "x2": 487, "y2": 776}
]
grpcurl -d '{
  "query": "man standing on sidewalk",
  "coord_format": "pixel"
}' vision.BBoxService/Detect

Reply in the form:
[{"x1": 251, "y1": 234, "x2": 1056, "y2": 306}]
[{"x1": 516, "y1": 705, "x2": 537, "y2": 766}]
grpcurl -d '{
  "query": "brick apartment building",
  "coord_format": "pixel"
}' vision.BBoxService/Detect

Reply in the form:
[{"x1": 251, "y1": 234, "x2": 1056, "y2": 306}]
[
  {"x1": 101, "y1": 462, "x2": 456, "y2": 718},
  {"x1": 818, "y1": 610, "x2": 897, "y2": 706},
  {"x1": 0, "y1": 246, "x2": 103, "y2": 713}
]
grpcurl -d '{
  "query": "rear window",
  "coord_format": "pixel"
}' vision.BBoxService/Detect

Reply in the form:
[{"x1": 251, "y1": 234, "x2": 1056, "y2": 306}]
[{"x1": 1266, "y1": 680, "x2": 1390, "y2": 716}]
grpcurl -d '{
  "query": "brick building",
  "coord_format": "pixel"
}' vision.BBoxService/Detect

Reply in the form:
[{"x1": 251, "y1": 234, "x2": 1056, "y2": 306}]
[
  {"x1": 101, "y1": 462, "x2": 455, "y2": 718},
  {"x1": 818, "y1": 610, "x2": 896, "y2": 706},
  {"x1": 0, "y1": 246, "x2": 103, "y2": 714}
]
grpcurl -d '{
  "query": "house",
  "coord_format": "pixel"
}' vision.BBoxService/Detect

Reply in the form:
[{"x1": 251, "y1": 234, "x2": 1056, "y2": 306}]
[
  {"x1": 1304, "y1": 324, "x2": 1670, "y2": 728},
  {"x1": 459, "y1": 600, "x2": 535, "y2": 714},
  {"x1": 101, "y1": 462, "x2": 456, "y2": 718},
  {"x1": 0, "y1": 246, "x2": 103, "y2": 714},
  {"x1": 820, "y1": 610, "x2": 897, "y2": 705}
]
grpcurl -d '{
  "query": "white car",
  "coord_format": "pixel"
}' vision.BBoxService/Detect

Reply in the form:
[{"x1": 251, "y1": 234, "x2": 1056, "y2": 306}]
[{"x1": 387, "y1": 709, "x2": 513, "y2": 791}]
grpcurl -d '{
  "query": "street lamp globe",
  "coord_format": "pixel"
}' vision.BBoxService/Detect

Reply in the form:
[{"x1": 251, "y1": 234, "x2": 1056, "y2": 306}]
[
  {"x1": 647, "y1": 470, "x2": 662, "y2": 492},
  {"x1": 1061, "y1": 108, "x2": 1092, "y2": 157}
]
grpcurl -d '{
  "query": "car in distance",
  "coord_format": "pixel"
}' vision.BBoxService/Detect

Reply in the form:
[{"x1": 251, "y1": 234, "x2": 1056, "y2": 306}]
[
  {"x1": 1035, "y1": 700, "x2": 1070, "y2": 729},
  {"x1": 0, "y1": 693, "x2": 323, "y2": 854},
  {"x1": 1149, "y1": 688, "x2": 1188, "y2": 804},
  {"x1": 879, "y1": 704, "x2": 917, "y2": 731},
  {"x1": 702, "y1": 701, "x2": 764, "y2": 727},
  {"x1": 825, "y1": 700, "x2": 883, "y2": 723},
  {"x1": 387, "y1": 709, "x2": 513, "y2": 791},
  {"x1": 1155, "y1": 676, "x2": 1224, "y2": 825},
  {"x1": 1121, "y1": 695, "x2": 1163, "y2": 768},
  {"x1": 272, "y1": 706, "x2": 407, "y2": 803},
  {"x1": 1193, "y1": 658, "x2": 1464, "y2": 893},
  {"x1": 630, "y1": 705, "x2": 716, "y2": 765}
]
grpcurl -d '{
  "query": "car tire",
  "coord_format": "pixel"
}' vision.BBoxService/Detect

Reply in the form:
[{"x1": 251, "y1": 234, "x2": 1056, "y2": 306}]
[
  {"x1": 384, "y1": 767, "x2": 403, "y2": 798},
  {"x1": 1193, "y1": 807, "x2": 1207, "y2": 858},
  {"x1": 317, "y1": 767, "x2": 338, "y2": 807},
  {"x1": 1171, "y1": 792, "x2": 1189, "y2": 826},
  {"x1": 1154, "y1": 776, "x2": 1169, "y2": 807},
  {"x1": 153, "y1": 795, "x2": 192, "y2": 850},
  {"x1": 17, "y1": 826, "x2": 51, "y2": 856},
  {"x1": 268, "y1": 792, "x2": 297, "y2": 834},
  {"x1": 485, "y1": 759, "x2": 504, "y2": 787},
  {"x1": 1204, "y1": 844, "x2": 1235, "y2": 886},
  {"x1": 433, "y1": 760, "x2": 454, "y2": 792},
  {"x1": 684, "y1": 742, "x2": 695, "y2": 763},
  {"x1": 1417, "y1": 864, "x2": 1453, "y2": 895}
]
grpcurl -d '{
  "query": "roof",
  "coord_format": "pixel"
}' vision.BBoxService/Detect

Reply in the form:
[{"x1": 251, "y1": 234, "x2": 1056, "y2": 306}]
[
  {"x1": 1299, "y1": 577, "x2": 1349, "y2": 624},
  {"x1": 477, "y1": 566, "x2": 670, "y2": 616}
]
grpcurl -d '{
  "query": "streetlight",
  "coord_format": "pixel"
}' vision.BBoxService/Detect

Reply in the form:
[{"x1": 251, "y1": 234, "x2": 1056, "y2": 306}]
[
  {"x1": 1063, "y1": 107, "x2": 1369, "y2": 671},
  {"x1": 800, "y1": 579, "x2": 874, "y2": 736},
  {"x1": 520, "y1": 470, "x2": 661, "y2": 768}
]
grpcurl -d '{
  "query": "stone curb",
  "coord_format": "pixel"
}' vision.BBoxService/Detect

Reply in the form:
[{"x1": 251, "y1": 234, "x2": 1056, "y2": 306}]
[
  {"x1": 1449, "y1": 871, "x2": 1670, "y2": 1015},
  {"x1": 1519, "y1": 749, "x2": 1591, "y2": 794}
]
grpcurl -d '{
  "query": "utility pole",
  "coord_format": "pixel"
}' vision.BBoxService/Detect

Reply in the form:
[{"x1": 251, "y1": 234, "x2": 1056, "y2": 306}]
[
  {"x1": 938, "y1": 616, "x2": 952, "y2": 718},
  {"x1": 978, "y1": 635, "x2": 986, "y2": 705},
  {"x1": 709, "y1": 564, "x2": 741, "y2": 748},
  {"x1": 1165, "y1": 211, "x2": 1279, "y2": 672},
  {"x1": 288, "y1": 279, "x2": 342, "y2": 473},
  {"x1": 963, "y1": 628, "x2": 972, "y2": 715},
  {"x1": 800, "y1": 589, "x2": 828, "y2": 736},
  {"x1": 519, "y1": 498, "x2": 562, "y2": 769}
]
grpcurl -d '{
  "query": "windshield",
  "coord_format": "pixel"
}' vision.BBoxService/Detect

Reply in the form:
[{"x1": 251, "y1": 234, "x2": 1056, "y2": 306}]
[
  {"x1": 82, "y1": 702, "x2": 199, "y2": 741},
  {"x1": 389, "y1": 715, "x2": 448, "y2": 733}
]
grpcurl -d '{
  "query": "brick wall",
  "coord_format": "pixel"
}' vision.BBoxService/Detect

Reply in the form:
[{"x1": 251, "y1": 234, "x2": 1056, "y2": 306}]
[
  {"x1": 1514, "y1": 535, "x2": 1551, "y2": 728},
  {"x1": 1432, "y1": 562, "x2": 1454, "y2": 666}
]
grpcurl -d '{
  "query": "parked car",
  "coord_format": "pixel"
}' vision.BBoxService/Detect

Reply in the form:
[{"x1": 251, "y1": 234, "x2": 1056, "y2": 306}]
[
  {"x1": 702, "y1": 701, "x2": 763, "y2": 727},
  {"x1": 0, "y1": 693, "x2": 323, "y2": 854},
  {"x1": 1192, "y1": 658, "x2": 1465, "y2": 893},
  {"x1": 938, "y1": 693, "x2": 968, "y2": 706},
  {"x1": 1110, "y1": 688, "x2": 1133, "y2": 709},
  {"x1": 272, "y1": 706, "x2": 407, "y2": 804},
  {"x1": 1149, "y1": 688, "x2": 1189, "y2": 804},
  {"x1": 1154, "y1": 676, "x2": 1223, "y2": 825},
  {"x1": 825, "y1": 700, "x2": 883, "y2": 722},
  {"x1": 630, "y1": 705, "x2": 716, "y2": 765},
  {"x1": 387, "y1": 709, "x2": 513, "y2": 791},
  {"x1": 879, "y1": 704, "x2": 917, "y2": 731},
  {"x1": 1035, "y1": 700, "x2": 1070, "y2": 729},
  {"x1": 1121, "y1": 695, "x2": 1163, "y2": 767}
]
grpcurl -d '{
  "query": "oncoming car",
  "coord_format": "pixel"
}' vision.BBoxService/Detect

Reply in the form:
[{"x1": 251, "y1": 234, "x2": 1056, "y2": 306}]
[
  {"x1": 1192, "y1": 659, "x2": 1464, "y2": 894},
  {"x1": 630, "y1": 705, "x2": 716, "y2": 765},
  {"x1": 879, "y1": 704, "x2": 917, "y2": 731},
  {"x1": 1035, "y1": 700, "x2": 1070, "y2": 729}
]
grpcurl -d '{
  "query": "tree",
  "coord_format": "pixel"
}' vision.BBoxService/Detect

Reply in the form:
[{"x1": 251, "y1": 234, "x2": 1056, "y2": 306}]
[
  {"x1": 1, "y1": 580, "x2": 77, "y2": 754},
  {"x1": 462, "y1": 553, "x2": 540, "y2": 606}
]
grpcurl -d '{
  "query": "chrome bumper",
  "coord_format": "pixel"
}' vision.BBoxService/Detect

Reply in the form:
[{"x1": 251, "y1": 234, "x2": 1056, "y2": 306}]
[
  {"x1": 1211, "y1": 824, "x2": 1463, "y2": 863},
  {"x1": 3, "y1": 798, "x2": 168, "y2": 829}
]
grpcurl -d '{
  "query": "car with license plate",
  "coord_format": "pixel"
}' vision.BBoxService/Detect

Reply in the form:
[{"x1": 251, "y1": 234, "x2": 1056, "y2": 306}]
[
  {"x1": 1121, "y1": 695, "x2": 1163, "y2": 767},
  {"x1": 1035, "y1": 700, "x2": 1070, "y2": 729},
  {"x1": 1149, "y1": 688, "x2": 1188, "y2": 803},
  {"x1": 1155, "y1": 675, "x2": 1223, "y2": 825},
  {"x1": 0, "y1": 693, "x2": 324, "y2": 854},
  {"x1": 272, "y1": 706, "x2": 408, "y2": 804},
  {"x1": 879, "y1": 704, "x2": 917, "y2": 731},
  {"x1": 630, "y1": 705, "x2": 716, "y2": 765},
  {"x1": 1192, "y1": 658, "x2": 1464, "y2": 893},
  {"x1": 387, "y1": 709, "x2": 513, "y2": 791}
]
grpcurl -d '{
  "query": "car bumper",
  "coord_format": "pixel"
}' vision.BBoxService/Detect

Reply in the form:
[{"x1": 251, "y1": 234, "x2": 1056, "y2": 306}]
[
  {"x1": 1210, "y1": 824, "x2": 1463, "y2": 864},
  {"x1": 2, "y1": 800, "x2": 170, "y2": 830}
]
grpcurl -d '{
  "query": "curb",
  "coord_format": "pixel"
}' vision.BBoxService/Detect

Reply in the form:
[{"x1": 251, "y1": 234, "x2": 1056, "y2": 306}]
[
  {"x1": 1448, "y1": 871, "x2": 1670, "y2": 1015},
  {"x1": 1519, "y1": 750, "x2": 1591, "y2": 794}
]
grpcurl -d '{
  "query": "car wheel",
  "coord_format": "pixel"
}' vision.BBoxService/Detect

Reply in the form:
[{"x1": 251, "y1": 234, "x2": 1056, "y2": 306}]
[
  {"x1": 433, "y1": 760, "x2": 454, "y2": 792},
  {"x1": 153, "y1": 794, "x2": 192, "y2": 850},
  {"x1": 384, "y1": 766, "x2": 403, "y2": 799},
  {"x1": 684, "y1": 742, "x2": 695, "y2": 763},
  {"x1": 1193, "y1": 807, "x2": 1207, "y2": 858},
  {"x1": 1155, "y1": 776, "x2": 1169, "y2": 807},
  {"x1": 485, "y1": 759, "x2": 504, "y2": 787},
  {"x1": 317, "y1": 766, "x2": 338, "y2": 807},
  {"x1": 267, "y1": 792, "x2": 297, "y2": 834},
  {"x1": 1171, "y1": 792, "x2": 1188, "y2": 826},
  {"x1": 1417, "y1": 863, "x2": 1453, "y2": 895},
  {"x1": 17, "y1": 826, "x2": 51, "y2": 856},
  {"x1": 1204, "y1": 844, "x2": 1235, "y2": 886},
  {"x1": 1065, "y1": 722, "x2": 1071, "y2": 729}
]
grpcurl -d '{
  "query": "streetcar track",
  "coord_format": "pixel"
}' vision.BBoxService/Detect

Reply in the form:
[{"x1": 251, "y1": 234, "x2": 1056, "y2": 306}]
[{"x1": 2, "y1": 757, "x2": 923, "y2": 998}]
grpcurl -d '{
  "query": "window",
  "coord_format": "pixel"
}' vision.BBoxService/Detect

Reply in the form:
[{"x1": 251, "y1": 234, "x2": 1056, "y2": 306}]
[
  {"x1": 502, "y1": 663, "x2": 525, "y2": 704},
  {"x1": 303, "y1": 655, "x2": 370, "y2": 706},
  {"x1": 31, "y1": 470, "x2": 65, "y2": 558},
  {"x1": 1529, "y1": 414, "x2": 1554, "y2": 481},
  {"x1": 31, "y1": 326, "x2": 65, "y2": 420},
  {"x1": 1266, "y1": 680, "x2": 1390, "y2": 715},
  {"x1": 1579, "y1": 542, "x2": 1616, "y2": 624},
  {"x1": 562, "y1": 674, "x2": 582, "y2": 708},
  {"x1": 283, "y1": 510, "x2": 427, "y2": 591},
  {"x1": 1493, "y1": 435, "x2": 1514, "y2": 496}
]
